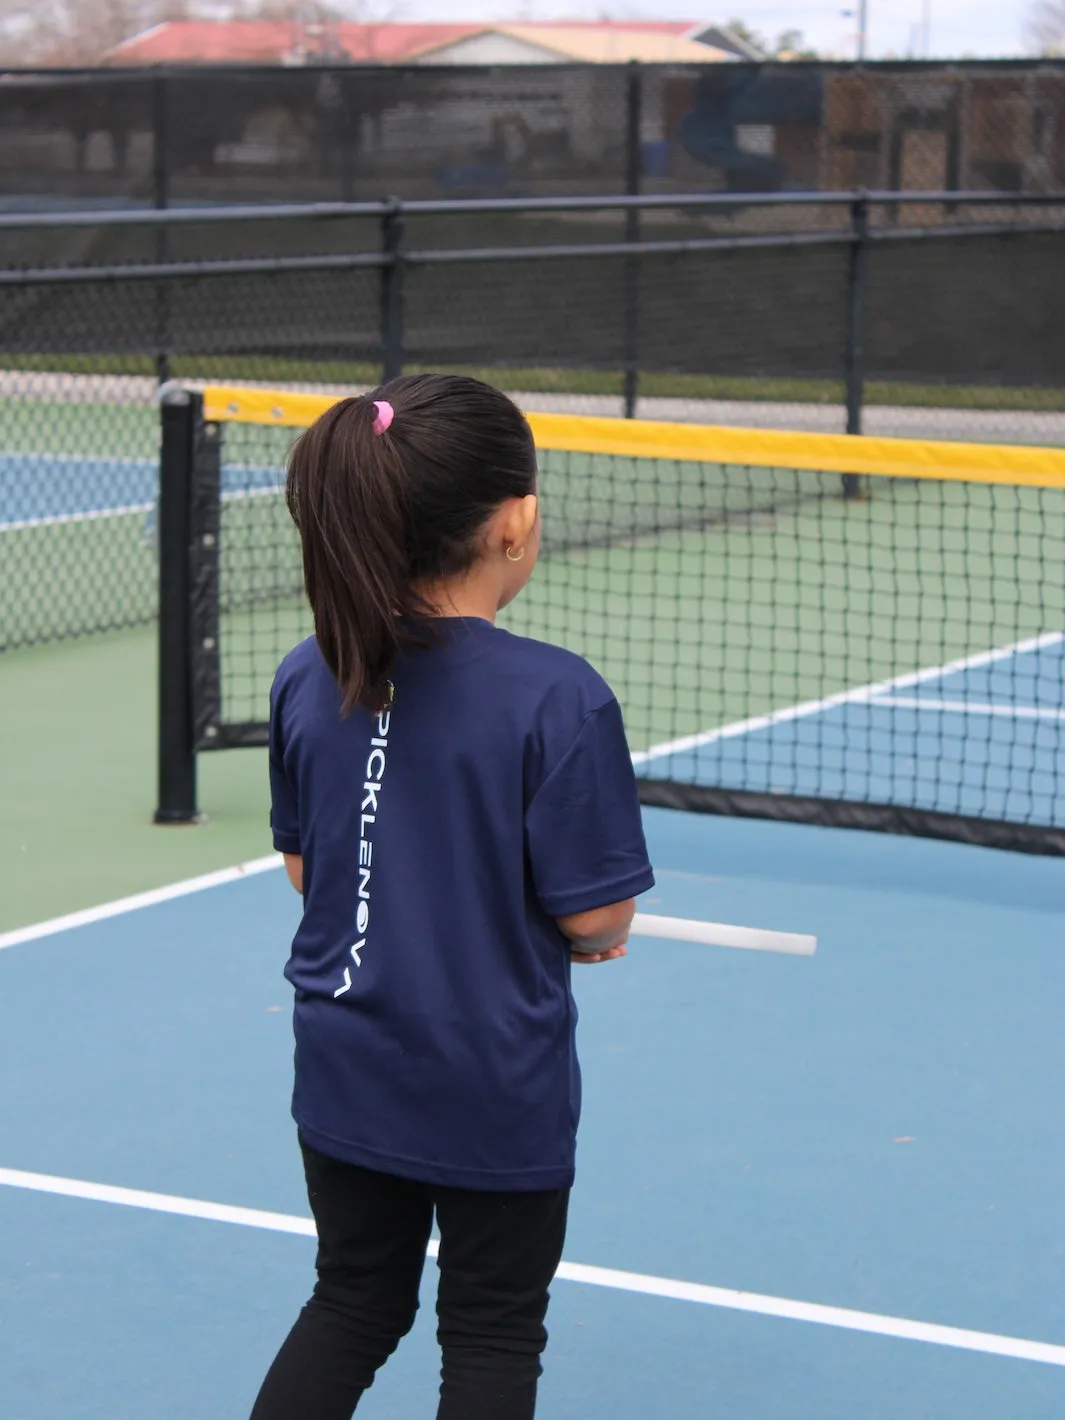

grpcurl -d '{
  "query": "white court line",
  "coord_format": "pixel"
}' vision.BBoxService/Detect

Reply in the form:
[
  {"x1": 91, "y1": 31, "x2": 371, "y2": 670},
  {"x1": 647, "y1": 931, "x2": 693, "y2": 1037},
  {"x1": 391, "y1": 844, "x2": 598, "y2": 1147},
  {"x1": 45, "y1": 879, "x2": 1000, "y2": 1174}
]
[
  {"x1": 871, "y1": 696, "x2": 1065, "y2": 722},
  {"x1": 0, "y1": 466, "x2": 286, "y2": 532},
  {"x1": 0, "y1": 854, "x2": 283, "y2": 952},
  {"x1": 0, "y1": 857, "x2": 811, "y2": 958},
  {"x1": 0, "y1": 870, "x2": 810, "y2": 960},
  {"x1": 1, "y1": 1166, "x2": 1062, "y2": 1368},
  {"x1": 631, "y1": 630, "x2": 1065, "y2": 766},
  {"x1": 0, "y1": 1167, "x2": 316, "y2": 1237},
  {"x1": 0, "y1": 449, "x2": 155, "y2": 467},
  {"x1": 0, "y1": 500, "x2": 154, "y2": 532}
]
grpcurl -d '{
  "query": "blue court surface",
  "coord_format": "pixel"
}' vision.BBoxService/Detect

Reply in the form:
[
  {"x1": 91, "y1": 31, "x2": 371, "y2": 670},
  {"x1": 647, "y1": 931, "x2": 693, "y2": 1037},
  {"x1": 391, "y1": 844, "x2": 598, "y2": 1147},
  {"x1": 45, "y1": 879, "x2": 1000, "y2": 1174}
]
[
  {"x1": 637, "y1": 634, "x2": 1065, "y2": 829},
  {"x1": 2, "y1": 810, "x2": 1063, "y2": 1420},
  {"x1": 0, "y1": 453, "x2": 281, "y2": 528}
]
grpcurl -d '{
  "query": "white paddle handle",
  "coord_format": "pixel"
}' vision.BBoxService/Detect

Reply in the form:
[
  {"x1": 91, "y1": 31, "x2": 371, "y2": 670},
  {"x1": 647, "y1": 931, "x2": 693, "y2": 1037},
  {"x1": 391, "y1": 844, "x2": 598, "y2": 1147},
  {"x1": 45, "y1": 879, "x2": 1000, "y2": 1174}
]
[{"x1": 631, "y1": 912, "x2": 816, "y2": 957}]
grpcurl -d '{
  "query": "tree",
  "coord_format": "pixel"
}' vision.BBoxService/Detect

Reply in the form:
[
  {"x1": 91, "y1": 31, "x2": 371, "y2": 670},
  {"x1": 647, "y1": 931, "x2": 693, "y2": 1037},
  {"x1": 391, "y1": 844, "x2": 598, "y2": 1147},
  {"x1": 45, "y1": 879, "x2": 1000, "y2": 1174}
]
[
  {"x1": 234, "y1": 1, "x2": 357, "y2": 17},
  {"x1": 0, "y1": 0, "x2": 217, "y2": 63},
  {"x1": 726, "y1": 18, "x2": 769, "y2": 58},
  {"x1": 0, "y1": 0, "x2": 153, "y2": 64},
  {"x1": 1030, "y1": 0, "x2": 1065, "y2": 54},
  {"x1": 776, "y1": 28, "x2": 820, "y2": 60},
  {"x1": 726, "y1": 17, "x2": 819, "y2": 60}
]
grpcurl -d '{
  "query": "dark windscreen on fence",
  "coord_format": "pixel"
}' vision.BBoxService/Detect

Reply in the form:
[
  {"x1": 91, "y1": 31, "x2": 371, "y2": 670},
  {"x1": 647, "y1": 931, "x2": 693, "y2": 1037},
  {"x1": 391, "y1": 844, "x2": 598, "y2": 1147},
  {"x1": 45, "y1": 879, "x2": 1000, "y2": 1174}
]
[{"x1": 1, "y1": 60, "x2": 1063, "y2": 222}]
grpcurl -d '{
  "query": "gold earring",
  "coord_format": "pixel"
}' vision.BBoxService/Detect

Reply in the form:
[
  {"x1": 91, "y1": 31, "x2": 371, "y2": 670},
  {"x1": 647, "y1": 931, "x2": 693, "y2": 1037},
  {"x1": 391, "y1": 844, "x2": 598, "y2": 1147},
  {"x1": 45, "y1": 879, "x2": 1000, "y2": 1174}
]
[{"x1": 505, "y1": 545, "x2": 525, "y2": 563}]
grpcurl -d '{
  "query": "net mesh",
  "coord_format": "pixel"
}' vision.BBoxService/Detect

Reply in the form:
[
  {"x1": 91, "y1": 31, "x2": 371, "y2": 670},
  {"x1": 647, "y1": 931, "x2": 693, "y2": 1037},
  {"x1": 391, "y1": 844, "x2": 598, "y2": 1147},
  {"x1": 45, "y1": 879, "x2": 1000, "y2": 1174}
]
[
  {"x1": 0, "y1": 373, "x2": 159, "y2": 650},
  {"x1": 205, "y1": 415, "x2": 1065, "y2": 841}
]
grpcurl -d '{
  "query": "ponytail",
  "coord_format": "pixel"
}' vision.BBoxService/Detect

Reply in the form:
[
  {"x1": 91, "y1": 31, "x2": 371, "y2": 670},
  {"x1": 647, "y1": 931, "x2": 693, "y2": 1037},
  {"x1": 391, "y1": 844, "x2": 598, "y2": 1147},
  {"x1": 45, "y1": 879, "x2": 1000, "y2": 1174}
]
[
  {"x1": 285, "y1": 375, "x2": 537, "y2": 715},
  {"x1": 286, "y1": 397, "x2": 408, "y2": 715}
]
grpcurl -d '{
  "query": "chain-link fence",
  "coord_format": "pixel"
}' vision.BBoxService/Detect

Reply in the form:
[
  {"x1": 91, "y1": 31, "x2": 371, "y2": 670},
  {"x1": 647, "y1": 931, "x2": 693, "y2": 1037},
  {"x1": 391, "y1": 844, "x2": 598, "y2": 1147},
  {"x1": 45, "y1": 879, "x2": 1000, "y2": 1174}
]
[
  {"x1": 2, "y1": 189, "x2": 1064, "y2": 655},
  {"x1": 2, "y1": 61, "x2": 1064, "y2": 223}
]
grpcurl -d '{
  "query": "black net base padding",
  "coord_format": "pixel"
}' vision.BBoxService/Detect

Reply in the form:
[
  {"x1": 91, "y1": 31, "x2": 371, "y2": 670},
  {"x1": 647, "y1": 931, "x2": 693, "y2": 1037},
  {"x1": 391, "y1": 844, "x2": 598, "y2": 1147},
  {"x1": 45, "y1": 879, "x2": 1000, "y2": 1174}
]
[
  {"x1": 201, "y1": 722, "x2": 271, "y2": 751},
  {"x1": 636, "y1": 779, "x2": 1065, "y2": 858}
]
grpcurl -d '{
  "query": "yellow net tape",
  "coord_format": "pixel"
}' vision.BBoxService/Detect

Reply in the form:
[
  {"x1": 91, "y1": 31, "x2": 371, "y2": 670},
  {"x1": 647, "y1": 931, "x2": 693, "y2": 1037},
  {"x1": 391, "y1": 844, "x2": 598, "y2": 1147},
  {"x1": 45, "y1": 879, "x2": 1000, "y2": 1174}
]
[{"x1": 202, "y1": 385, "x2": 1065, "y2": 491}]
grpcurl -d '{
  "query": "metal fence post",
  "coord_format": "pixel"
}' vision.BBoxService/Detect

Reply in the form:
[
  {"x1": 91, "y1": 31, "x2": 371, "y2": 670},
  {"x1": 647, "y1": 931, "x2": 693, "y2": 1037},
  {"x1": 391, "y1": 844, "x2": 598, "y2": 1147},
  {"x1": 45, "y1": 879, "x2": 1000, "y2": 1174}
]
[
  {"x1": 623, "y1": 61, "x2": 643, "y2": 420},
  {"x1": 152, "y1": 73, "x2": 172, "y2": 386},
  {"x1": 843, "y1": 191, "x2": 870, "y2": 498},
  {"x1": 339, "y1": 70, "x2": 357, "y2": 203},
  {"x1": 155, "y1": 386, "x2": 199, "y2": 823},
  {"x1": 380, "y1": 198, "x2": 405, "y2": 383}
]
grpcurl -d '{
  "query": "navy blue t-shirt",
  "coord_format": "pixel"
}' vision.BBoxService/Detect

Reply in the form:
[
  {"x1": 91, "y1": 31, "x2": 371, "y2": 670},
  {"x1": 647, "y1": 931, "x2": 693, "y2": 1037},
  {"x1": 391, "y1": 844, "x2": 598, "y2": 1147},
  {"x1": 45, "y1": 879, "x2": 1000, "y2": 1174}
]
[{"x1": 269, "y1": 618, "x2": 654, "y2": 1191}]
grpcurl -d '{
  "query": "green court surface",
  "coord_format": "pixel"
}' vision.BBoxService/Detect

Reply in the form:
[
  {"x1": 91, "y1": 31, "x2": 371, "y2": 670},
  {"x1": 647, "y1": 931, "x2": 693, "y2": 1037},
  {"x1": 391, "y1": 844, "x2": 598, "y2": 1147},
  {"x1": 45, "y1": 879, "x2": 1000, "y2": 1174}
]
[
  {"x1": 503, "y1": 475, "x2": 1060, "y2": 752},
  {"x1": 0, "y1": 400, "x2": 157, "y2": 458},
  {"x1": 212, "y1": 435, "x2": 1062, "y2": 747},
  {"x1": 0, "y1": 631, "x2": 272, "y2": 934},
  {"x1": 2, "y1": 513, "x2": 158, "y2": 650},
  {"x1": 0, "y1": 391, "x2": 262, "y2": 933}
]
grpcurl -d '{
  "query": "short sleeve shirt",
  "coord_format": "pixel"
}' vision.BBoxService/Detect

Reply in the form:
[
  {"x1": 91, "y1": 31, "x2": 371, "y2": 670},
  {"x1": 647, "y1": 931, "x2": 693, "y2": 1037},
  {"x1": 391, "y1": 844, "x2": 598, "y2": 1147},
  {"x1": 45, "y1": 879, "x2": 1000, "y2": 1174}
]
[{"x1": 269, "y1": 619, "x2": 654, "y2": 1190}]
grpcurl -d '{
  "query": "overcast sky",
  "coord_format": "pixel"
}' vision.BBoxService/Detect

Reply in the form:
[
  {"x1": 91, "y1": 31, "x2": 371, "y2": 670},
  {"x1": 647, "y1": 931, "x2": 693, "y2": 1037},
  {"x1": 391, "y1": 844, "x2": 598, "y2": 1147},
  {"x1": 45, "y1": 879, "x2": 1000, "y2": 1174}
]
[{"x1": 369, "y1": 2, "x2": 1039, "y2": 60}]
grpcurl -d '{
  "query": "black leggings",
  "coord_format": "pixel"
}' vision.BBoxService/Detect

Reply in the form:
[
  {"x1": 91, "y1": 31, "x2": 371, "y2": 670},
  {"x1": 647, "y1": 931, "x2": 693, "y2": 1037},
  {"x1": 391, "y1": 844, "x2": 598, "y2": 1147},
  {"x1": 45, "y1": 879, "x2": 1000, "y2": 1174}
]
[{"x1": 249, "y1": 1137, "x2": 570, "y2": 1420}]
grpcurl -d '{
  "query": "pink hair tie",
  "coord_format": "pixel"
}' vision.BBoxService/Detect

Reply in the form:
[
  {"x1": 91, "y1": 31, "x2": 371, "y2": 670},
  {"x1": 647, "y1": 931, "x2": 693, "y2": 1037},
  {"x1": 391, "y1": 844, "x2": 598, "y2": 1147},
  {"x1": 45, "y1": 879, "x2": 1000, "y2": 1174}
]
[{"x1": 372, "y1": 400, "x2": 394, "y2": 436}]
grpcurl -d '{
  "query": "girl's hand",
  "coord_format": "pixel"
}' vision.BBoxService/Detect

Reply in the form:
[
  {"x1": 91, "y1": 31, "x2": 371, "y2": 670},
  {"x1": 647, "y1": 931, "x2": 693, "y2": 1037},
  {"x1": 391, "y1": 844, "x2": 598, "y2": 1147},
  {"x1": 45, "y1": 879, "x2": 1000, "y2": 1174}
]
[
  {"x1": 557, "y1": 899, "x2": 636, "y2": 960},
  {"x1": 571, "y1": 944, "x2": 628, "y2": 965}
]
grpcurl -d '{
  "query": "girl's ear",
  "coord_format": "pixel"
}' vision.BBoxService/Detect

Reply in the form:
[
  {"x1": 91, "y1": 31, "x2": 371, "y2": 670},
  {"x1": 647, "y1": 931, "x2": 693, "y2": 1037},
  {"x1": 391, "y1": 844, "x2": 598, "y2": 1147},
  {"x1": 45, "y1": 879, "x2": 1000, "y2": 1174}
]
[{"x1": 499, "y1": 494, "x2": 538, "y2": 552}]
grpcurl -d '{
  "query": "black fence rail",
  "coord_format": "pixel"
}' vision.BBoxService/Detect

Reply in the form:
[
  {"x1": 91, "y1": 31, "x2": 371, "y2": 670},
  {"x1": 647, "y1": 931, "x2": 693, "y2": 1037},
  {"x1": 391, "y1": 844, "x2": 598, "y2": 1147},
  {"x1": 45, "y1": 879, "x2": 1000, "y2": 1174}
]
[
  {"x1": 2, "y1": 189, "x2": 1064, "y2": 415},
  {"x1": 2, "y1": 188, "x2": 1065, "y2": 656}
]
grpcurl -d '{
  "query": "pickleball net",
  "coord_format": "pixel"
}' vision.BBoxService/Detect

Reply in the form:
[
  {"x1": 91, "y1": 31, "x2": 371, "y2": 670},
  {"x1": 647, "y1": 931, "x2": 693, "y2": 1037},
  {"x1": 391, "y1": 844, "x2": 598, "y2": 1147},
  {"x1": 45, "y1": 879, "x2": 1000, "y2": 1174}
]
[
  {"x1": 0, "y1": 373, "x2": 161, "y2": 651},
  {"x1": 156, "y1": 385, "x2": 1065, "y2": 854}
]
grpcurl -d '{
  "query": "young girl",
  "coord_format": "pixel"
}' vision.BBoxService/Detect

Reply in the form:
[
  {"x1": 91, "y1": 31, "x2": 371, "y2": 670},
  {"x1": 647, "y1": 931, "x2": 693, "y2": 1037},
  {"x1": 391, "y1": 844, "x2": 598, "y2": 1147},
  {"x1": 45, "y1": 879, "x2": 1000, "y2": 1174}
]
[{"x1": 252, "y1": 374, "x2": 654, "y2": 1420}]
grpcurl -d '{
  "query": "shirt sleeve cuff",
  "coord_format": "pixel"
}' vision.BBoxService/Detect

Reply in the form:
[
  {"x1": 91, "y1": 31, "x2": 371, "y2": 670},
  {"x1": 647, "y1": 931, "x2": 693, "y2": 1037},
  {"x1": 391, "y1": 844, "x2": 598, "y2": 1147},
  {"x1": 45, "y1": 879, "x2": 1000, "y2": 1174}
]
[
  {"x1": 538, "y1": 866, "x2": 655, "y2": 918},
  {"x1": 272, "y1": 830, "x2": 302, "y2": 855}
]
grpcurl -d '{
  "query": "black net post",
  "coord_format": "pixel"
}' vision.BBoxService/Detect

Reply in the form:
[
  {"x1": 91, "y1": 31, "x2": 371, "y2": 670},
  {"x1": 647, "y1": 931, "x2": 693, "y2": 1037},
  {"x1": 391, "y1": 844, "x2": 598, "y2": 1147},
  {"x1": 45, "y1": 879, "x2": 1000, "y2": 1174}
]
[
  {"x1": 843, "y1": 191, "x2": 870, "y2": 498},
  {"x1": 152, "y1": 73, "x2": 172, "y2": 386},
  {"x1": 381, "y1": 197, "x2": 406, "y2": 383},
  {"x1": 155, "y1": 386, "x2": 201, "y2": 824},
  {"x1": 623, "y1": 62, "x2": 643, "y2": 420}
]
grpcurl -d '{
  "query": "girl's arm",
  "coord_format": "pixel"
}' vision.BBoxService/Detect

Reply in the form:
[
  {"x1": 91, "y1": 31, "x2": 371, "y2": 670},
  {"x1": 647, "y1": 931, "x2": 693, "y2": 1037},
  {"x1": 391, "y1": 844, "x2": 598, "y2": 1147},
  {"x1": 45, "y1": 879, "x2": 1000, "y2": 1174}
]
[
  {"x1": 556, "y1": 898, "x2": 635, "y2": 963},
  {"x1": 283, "y1": 853, "x2": 303, "y2": 894}
]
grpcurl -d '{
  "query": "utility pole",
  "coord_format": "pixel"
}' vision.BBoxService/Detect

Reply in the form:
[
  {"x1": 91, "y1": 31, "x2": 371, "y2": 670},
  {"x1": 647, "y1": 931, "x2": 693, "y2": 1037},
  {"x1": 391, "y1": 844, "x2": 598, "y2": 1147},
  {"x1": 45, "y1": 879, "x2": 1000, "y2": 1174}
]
[{"x1": 857, "y1": 0, "x2": 869, "y2": 60}]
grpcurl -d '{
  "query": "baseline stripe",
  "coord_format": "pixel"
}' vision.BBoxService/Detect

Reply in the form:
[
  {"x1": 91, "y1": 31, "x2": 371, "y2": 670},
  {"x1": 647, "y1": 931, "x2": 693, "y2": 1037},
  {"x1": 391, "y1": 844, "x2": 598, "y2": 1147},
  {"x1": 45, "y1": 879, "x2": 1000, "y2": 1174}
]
[
  {"x1": 0, "y1": 855, "x2": 283, "y2": 952},
  {"x1": 2, "y1": 1168, "x2": 1062, "y2": 1367},
  {"x1": 555, "y1": 1260, "x2": 1065, "y2": 1368},
  {"x1": 633, "y1": 631, "x2": 1065, "y2": 765},
  {"x1": 0, "y1": 1167, "x2": 315, "y2": 1237}
]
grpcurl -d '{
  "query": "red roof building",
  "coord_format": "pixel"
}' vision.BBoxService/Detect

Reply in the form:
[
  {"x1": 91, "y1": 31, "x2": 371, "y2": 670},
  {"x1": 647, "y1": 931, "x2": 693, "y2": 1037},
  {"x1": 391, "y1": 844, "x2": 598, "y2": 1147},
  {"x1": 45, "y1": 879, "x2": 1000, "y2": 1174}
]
[{"x1": 105, "y1": 20, "x2": 721, "y2": 67}]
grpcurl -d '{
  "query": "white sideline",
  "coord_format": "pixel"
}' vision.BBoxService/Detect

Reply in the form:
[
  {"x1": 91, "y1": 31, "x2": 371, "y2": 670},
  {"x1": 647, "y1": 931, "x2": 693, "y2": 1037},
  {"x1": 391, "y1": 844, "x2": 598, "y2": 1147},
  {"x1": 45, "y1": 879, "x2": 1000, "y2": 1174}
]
[
  {"x1": 0, "y1": 500, "x2": 154, "y2": 532},
  {"x1": 1, "y1": 1167, "x2": 1062, "y2": 1368},
  {"x1": 0, "y1": 855, "x2": 283, "y2": 952},
  {"x1": 871, "y1": 696, "x2": 1065, "y2": 722},
  {"x1": 0, "y1": 860, "x2": 813, "y2": 958},
  {"x1": 0, "y1": 464, "x2": 284, "y2": 533},
  {"x1": 631, "y1": 630, "x2": 1065, "y2": 766}
]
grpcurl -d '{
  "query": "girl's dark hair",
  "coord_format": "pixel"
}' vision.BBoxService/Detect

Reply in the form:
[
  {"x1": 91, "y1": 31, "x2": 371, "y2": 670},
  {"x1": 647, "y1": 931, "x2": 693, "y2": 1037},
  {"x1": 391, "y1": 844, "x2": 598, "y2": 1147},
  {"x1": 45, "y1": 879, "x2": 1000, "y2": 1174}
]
[{"x1": 286, "y1": 373, "x2": 537, "y2": 714}]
